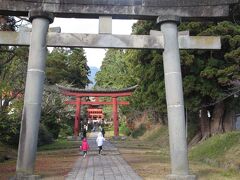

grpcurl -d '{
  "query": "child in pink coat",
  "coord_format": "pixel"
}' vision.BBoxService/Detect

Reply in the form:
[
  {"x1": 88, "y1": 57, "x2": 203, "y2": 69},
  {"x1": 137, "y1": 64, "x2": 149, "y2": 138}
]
[{"x1": 80, "y1": 138, "x2": 90, "y2": 158}]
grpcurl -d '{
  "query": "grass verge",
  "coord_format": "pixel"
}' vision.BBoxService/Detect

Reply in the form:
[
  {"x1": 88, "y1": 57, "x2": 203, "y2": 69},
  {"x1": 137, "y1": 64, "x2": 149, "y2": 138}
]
[
  {"x1": 38, "y1": 139, "x2": 80, "y2": 151},
  {"x1": 117, "y1": 126, "x2": 240, "y2": 179},
  {"x1": 189, "y1": 131, "x2": 240, "y2": 168}
]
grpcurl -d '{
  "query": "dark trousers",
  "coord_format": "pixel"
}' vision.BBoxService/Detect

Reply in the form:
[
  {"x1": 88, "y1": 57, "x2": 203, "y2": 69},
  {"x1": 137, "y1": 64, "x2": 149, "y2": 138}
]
[{"x1": 98, "y1": 146, "x2": 102, "y2": 154}]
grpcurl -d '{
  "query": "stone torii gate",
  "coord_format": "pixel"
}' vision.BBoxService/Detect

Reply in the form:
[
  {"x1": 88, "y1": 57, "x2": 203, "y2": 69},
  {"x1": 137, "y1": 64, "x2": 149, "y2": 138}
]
[
  {"x1": 1, "y1": 0, "x2": 239, "y2": 179},
  {"x1": 0, "y1": 11, "x2": 220, "y2": 180},
  {"x1": 57, "y1": 84, "x2": 137, "y2": 138}
]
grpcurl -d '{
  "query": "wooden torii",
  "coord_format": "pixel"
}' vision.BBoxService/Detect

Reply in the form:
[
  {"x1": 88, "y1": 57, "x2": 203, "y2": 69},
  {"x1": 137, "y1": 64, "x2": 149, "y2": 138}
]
[
  {"x1": 86, "y1": 100, "x2": 104, "y2": 121},
  {"x1": 57, "y1": 84, "x2": 137, "y2": 137}
]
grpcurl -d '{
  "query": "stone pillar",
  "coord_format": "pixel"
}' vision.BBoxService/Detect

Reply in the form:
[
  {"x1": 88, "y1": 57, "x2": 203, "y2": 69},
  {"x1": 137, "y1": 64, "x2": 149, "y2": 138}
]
[
  {"x1": 74, "y1": 97, "x2": 81, "y2": 138},
  {"x1": 157, "y1": 16, "x2": 196, "y2": 180},
  {"x1": 112, "y1": 97, "x2": 119, "y2": 137},
  {"x1": 16, "y1": 11, "x2": 54, "y2": 179}
]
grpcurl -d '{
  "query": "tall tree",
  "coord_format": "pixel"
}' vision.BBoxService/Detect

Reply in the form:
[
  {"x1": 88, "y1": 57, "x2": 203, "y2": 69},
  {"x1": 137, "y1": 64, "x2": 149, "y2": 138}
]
[
  {"x1": 46, "y1": 47, "x2": 90, "y2": 88},
  {"x1": 0, "y1": 16, "x2": 28, "y2": 111},
  {"x1": 67, "y1": 48, "x2": 90, "y2": 88},
  {"x1": 95, "y1": 49, "x2": 129, "y2": 89},
  {"x1": 179, "y1": 21, "x2": 240, "y2": 140},
  {"x1": 40, "y1": 86, "x2": 73, "y2": 140},
  {"x1": 123, "y1": 20, "x2": 167, "y2": 122},
  {"x1": 95, "y1": 20, "x2": 240, "y2": 141},
  {"x1": 0, "y1": 16, "x2": 29, "y2": 145},
  {"x1": 44, "y1": 47, "x2": 91, "y2": 139},
  {"x1": 94, "y1": 49, "x2": 130, "y2": 119}
]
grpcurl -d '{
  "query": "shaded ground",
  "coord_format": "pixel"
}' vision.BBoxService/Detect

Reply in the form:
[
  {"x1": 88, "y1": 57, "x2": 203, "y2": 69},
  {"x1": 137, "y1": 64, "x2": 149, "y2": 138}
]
[
  {"x1": 0, "y1": 149, "x2": 79, "y2": 180},
  {"x1": 119, "y1": 148, "x2": 170, "y2": 180},
  {"x1": 111, "y1": 135, "x2": 240, "y2": 180},
  {"x1": 35, "y1": 149, "x2": 79, "y2": 179},
  {"x1": 118, "y1": 147, "x2": 240, "y2": 180}
]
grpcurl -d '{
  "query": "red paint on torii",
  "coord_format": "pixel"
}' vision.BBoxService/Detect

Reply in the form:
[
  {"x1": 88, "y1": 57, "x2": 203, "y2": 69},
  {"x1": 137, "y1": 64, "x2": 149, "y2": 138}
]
[
  {"x1": 65, "y1": 100, "x2": 129, "y2": 105},
  {"x1": 57, "y1": 84, "x2": 137, "y2": 137}
]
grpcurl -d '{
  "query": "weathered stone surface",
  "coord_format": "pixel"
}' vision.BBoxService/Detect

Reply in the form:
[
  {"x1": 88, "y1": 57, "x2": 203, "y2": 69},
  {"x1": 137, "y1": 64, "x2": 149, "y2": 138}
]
[
  {"x1": 0, "y1": 31, "x2": 221, "y2": 49},
  {"x1": 0, "y1": 0, "x2": 239, "y2": 20},
  {"x1": 99, "y1": 16, "x2": 112, "y2": 34},
  {"x1": 28, "y1": 10, "x2": 54, "y2": 23},
  {"x1": 11, "y1": 0, "x2": 239, "y2": 6}
]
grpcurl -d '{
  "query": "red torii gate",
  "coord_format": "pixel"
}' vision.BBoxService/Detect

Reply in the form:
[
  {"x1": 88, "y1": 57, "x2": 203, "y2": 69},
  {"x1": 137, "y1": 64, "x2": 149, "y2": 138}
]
[
  {"x1": 57, "y1": 84, "x2": 137, "y2": 137},
  {"x1": 87, "y1": 101, "x2": 104, "y2": 120}
]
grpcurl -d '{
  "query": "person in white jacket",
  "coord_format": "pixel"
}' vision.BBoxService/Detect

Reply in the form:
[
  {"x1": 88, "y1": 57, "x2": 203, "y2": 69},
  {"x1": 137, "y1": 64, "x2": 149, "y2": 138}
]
[{"x1": 96, "y1": 132, "x2": 105, "y2": 155}]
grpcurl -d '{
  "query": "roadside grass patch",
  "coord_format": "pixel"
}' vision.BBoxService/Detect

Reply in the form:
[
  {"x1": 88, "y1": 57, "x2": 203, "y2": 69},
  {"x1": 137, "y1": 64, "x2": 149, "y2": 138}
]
[
  {"x1": 131, "y1": 124, "x2": 146, "y2": 138},
  {"x1": 142, "y1": 125, "x2": 169, "y2": 146},
  {"x1": 221, "y1": 168, "x2": 240, "y2": 177},
  {"x1": 119, "y1": 121, "x2": 131, "y2": 136},
  {"x1": 38, "y1": 139, "x2": 80, "y2": 151},
  {"x1": 189, "y1": 131, "x2": 240, "y2": 165}
]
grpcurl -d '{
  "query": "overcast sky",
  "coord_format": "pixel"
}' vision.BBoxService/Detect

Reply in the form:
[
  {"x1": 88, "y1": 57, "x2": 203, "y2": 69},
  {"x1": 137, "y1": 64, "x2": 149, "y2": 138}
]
[{"x1": 50, "y1": 18, "x2": 136, "y2": 68}]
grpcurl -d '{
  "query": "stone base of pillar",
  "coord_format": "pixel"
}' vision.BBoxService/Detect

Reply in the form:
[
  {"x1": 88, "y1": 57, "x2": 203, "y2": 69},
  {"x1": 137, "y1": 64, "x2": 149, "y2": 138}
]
[
  {"x1": 11, "y1": 174, "x2": 41, "y2": 180},
  {"x1": 166, "y1": 174, "x2": 197, "y2": 180}
]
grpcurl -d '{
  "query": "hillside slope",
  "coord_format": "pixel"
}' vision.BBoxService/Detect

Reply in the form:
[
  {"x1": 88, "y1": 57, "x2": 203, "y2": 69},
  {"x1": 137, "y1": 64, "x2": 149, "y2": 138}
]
[
  {"x1": 190, "y1": 131, "x2": 240, "y2": 169},
  {"x1": 118, "y1": 125, "x2": 240, "y2": 179}
]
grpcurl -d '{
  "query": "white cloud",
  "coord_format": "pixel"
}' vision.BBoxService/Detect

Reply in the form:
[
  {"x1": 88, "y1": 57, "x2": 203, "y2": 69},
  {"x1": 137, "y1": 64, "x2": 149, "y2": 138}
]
[
  {"x1": 84, "y1": 48, "x2": 106, "y2": 68},
  {"x1": 51, "y1": 18, "x2": 136, "y2": 68}
]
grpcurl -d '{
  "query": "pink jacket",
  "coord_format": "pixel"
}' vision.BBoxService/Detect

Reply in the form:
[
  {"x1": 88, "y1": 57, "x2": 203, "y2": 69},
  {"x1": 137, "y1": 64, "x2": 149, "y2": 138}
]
[{"x1": 80, "y1": 138, "x2": 89, "y2": 151}]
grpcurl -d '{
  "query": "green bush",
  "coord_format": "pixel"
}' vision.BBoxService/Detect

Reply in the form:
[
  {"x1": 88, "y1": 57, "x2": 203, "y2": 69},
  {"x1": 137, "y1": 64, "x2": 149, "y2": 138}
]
[
  {"x1": 41, "y1": 114, "x2": 61, "y2": 139},
  {"x1": 58, "y1": 124, "x2": 73, "y2": 138},
  {"x1": 105, "y1": 124, "x2": 113, "y2": 131},
  {"x1": 119, "y1": 121, "x2": 131, "y2": 136},
  {"x1": 0, "y1": 111, "x2": 21, "y2": 146},
  {"x1": 131, "y1": 124, "x2": 146, "y2": 138},
  {"x1": 37, "y1": 124, "x2": 53, "y2": 146}
]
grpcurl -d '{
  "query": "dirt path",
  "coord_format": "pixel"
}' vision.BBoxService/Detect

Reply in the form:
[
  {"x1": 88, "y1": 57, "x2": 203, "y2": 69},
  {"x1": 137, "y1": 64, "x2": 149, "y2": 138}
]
[
  {"x1": 119, "y1": 147, "x2": 240, "y2": 180},
  {"x1": 0, "y1": 149, "x2": 78, "y2": 180}
]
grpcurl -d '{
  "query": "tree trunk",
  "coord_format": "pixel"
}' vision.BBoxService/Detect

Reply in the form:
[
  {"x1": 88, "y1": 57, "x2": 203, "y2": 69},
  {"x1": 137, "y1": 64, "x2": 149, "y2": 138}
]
[
  {"x1": 199, "y1": 107, "x2": 210, "y2": 140},
  {"x1": 161, "y1": 114, "x2": 167, "y2": 125},
  {"x1": 0, "y1": 98, "x2": 2, "y2": 111},
  {"x1": 210, "y1": 102, "x2": 225, "y2": 135},
  {"x1": 2, "y1": 99, "x2": 9, "y2": 107},
  {"x1": 188, "y1": 132, "x2": 202, "y2": 146},
  {"x1": 223, "y1": 110, "x2": 234, "y2": 132}
]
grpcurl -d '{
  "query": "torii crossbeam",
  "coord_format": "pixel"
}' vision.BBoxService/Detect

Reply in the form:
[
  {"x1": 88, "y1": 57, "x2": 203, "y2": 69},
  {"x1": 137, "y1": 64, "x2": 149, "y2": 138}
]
[{"x1": 0, "y1": 30, "x2": 220, "y2": 49}]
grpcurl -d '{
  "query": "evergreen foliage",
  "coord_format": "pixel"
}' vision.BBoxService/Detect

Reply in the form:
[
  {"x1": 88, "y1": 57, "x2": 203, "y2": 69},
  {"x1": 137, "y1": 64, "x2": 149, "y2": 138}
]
[
  {"x1": 46, "y1": 47, "x2": 90, "y2": 88},
  {"x1": 179, "y1": 21, "x2": 240, "y2": 111},
  {"x1": 95, "y1": 20, "x2": 240, "y2": 139},
  {"x1": 95, "y1": 49, "x2": 130, "y2": 89},
  {"x1": 0, "y1": 17, "x2": 91, "y2": 146},
  {"x1": 0, "y1": 16, "x2": 28, "y2": 146}
]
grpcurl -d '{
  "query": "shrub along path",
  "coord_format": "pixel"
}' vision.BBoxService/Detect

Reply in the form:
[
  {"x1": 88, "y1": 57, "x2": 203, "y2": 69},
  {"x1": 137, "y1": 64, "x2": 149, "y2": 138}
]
[{"x1": 65, "y1": 132, "x2": 142, "y2": 180}]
